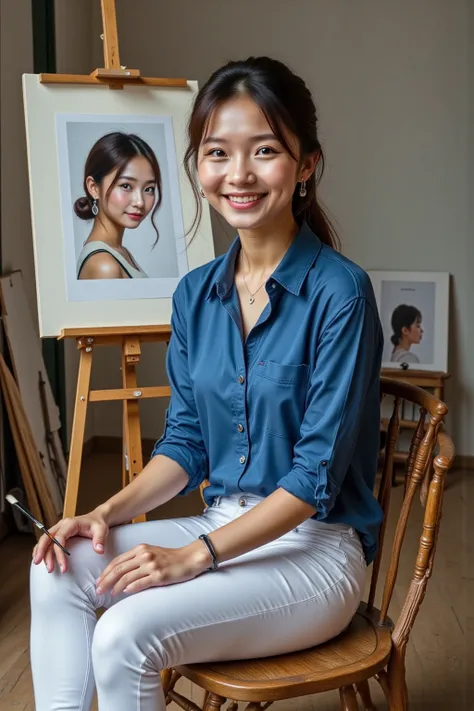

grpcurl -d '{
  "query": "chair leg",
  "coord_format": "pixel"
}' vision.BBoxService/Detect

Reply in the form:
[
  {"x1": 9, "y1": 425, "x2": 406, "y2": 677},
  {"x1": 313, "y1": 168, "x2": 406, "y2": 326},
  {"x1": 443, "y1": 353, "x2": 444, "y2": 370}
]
[
  {"x1": 356, "y1": 679, "x2": 377, "y2": 710},
  {"x1": 375, "y1": 671, "x2": 391, "y2": 705},
  {"x1": 204, "y1": 693, "x2": 227, "y2": 710},
  {"x1": 389, "y1": 679, "x2": 408, "y2": 711},
  {"x1": 388, "y1": 648, "x2": 408, "y2": 710},
  {"x1": 161, "y1": 669, "x2": 172, "y2": 693},
  {"x1": 340, "y1": 685, "x2": 360, "y2": 710}
]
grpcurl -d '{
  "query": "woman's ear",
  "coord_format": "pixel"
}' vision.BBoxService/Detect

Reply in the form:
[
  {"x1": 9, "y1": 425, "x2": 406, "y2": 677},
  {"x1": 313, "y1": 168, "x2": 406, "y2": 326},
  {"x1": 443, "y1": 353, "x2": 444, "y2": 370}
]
[
  {"x1": 299, "y1": 151, "x2": 319, "y2": 183},
  {"x1": 85, "y1": 176, "x2": 99, "y2": 200}
]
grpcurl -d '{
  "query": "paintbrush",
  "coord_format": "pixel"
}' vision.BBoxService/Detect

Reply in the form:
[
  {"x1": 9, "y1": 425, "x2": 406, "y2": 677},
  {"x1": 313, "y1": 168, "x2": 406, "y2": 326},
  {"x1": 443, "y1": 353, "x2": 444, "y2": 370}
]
[{"x1": 5, "y1": 494, "x2": 70, "y2": 556}]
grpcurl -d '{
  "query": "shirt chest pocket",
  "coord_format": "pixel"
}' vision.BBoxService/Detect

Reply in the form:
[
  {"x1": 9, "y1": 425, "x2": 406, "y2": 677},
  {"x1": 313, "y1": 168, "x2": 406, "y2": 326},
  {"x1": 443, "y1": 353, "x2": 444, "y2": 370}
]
[{"x1": 250, "y1": 360, "x2": 311, "y2": 440}]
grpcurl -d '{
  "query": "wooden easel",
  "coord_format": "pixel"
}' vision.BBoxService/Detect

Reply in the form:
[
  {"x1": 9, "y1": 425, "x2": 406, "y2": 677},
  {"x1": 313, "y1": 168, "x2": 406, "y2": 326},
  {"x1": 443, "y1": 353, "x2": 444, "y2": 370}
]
[
  {"x1": 60, "y1": 327, "x2": 171, "y2": 520},
  {"x1": 43, "y1": 0, "x2": 187, "y2": 519}
]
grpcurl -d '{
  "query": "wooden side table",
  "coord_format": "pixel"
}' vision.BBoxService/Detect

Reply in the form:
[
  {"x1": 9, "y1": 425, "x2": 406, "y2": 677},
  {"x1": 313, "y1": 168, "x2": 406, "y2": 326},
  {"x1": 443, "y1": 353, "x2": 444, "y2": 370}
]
[{"x1": 380, "y1": 368, "x2": 450, "y2": 464}]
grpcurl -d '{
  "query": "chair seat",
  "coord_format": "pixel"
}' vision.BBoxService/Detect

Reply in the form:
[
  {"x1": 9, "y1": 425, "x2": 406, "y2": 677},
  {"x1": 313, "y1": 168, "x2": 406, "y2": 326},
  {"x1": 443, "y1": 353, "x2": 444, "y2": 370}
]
[{"x1": 175, "y1": 604, "x2": 393, "y2": 703}]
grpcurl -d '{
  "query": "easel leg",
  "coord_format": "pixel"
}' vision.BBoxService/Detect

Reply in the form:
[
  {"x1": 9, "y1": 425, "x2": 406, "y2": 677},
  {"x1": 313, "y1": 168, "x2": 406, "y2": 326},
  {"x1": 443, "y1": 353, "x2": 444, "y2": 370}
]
[
  {"x1": 63, "y1": 346, "x2": 93, "y2": 518},
  {"x1": 122, "y1": 337, "x2": 146, "y2": 523}
]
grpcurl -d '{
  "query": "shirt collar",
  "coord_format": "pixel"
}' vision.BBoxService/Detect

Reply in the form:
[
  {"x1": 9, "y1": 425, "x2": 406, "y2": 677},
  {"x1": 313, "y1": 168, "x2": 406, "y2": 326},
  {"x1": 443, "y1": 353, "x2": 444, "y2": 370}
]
[{"x1": 205, "y1": 221, "x2": 322, "y2": 301}]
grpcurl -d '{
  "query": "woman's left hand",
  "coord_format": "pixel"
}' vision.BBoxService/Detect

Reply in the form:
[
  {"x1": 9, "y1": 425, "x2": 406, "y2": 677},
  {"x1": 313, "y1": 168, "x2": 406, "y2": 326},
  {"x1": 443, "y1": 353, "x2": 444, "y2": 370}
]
[{"x1": 95, "y1": 542, "x2": 211, "y2": 596}]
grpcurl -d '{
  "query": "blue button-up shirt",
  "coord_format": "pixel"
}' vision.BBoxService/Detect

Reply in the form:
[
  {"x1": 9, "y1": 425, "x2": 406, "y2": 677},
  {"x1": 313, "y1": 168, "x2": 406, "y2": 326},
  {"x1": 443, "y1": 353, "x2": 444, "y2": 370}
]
[{"x1": 152, "y1": 222, "x2": 384, "y2": 563}]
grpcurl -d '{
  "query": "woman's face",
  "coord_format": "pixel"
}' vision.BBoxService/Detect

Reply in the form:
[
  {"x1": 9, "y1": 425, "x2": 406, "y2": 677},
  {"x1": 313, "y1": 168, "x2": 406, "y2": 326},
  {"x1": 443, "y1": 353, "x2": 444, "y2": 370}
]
[
  {"x1": 197, "y1": 95, "x2": 315, "y2": 232},
  {"x1": 89, "y1": 156, "x2": 157, "y2": 230},
  {"x1": 403, "y1": 318, "x2": 423, "y2": 345}
]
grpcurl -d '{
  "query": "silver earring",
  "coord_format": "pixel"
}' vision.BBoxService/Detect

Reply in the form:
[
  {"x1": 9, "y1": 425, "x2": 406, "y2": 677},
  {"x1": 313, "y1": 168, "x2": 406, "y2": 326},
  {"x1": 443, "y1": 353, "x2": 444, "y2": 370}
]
[
  {"x1": 92, "y1": 199, "x2": 99, "y2": 216},
  {"x1": 200, "y1": 188, "x2": 206, "y2": 199},
  {"x1": 299, "y1": 180, "x2": 307, "y2": 198}
]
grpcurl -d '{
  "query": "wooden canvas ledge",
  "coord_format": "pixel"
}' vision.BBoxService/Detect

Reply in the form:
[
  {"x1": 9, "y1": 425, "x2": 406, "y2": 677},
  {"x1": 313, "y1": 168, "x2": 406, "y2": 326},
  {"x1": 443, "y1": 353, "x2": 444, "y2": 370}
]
[
  {"x1": 39, "y1": 0, "x2": 187, "y2": 90},
  {"x1": 60, "y1": 326, "x2": 172, "y2": 521}
]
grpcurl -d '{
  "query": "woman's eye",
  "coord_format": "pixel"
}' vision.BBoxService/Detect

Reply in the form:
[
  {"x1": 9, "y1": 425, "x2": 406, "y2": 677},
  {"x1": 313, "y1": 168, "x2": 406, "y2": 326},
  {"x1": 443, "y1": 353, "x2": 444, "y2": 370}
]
[
  {"x1": 208, "y1": 149, "x2": 226, "y2": 158},
  {"x1": 145, "y1": 186, "x2": 156, "y2": 194},
  {"x1": 257, "y1": 146, "x2": 278, "y2": 156},
  {"x1": 120, "y1": 183, "x2": 131, "y2": 190}
]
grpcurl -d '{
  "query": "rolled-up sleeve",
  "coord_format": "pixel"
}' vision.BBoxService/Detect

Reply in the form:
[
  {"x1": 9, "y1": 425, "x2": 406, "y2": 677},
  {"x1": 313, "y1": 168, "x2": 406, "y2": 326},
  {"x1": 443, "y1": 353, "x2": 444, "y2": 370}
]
[
  {"x1": 277, "y1": 296, "x2": 380, "y2": 519},
  {"x1": 151, "y1": 285, "x2": 208, "y2": 494}
]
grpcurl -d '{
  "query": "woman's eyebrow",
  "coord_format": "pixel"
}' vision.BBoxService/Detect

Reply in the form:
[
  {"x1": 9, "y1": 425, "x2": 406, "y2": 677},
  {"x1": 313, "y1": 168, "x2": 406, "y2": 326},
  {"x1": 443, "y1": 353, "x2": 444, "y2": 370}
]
[
  {"x1": 118, "y1": 175, "x2": 156, "y2": 184},
  {"x1": 202, "y1": 133, "x2": 277, "y2": 146}
]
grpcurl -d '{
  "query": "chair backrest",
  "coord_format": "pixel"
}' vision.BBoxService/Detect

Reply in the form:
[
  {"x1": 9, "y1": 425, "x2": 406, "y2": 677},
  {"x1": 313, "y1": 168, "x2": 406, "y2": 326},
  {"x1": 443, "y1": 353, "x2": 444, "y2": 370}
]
[{"x1": 368, "y1": 376, "x2": 454, "y2": 650}]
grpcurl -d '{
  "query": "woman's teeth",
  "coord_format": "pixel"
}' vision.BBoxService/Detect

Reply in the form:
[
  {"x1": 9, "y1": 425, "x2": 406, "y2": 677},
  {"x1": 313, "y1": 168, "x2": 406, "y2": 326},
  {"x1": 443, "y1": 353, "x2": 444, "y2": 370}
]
[{"x1": 227, "y1": 195, "x2": 263, "y2": 204}]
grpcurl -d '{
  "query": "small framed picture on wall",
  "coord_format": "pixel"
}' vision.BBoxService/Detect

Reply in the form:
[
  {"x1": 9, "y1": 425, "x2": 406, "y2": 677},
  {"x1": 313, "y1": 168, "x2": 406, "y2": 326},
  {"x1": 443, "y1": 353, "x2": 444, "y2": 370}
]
[{"x1": 368, "y1": 271, "x2": 450, "y2": 373}]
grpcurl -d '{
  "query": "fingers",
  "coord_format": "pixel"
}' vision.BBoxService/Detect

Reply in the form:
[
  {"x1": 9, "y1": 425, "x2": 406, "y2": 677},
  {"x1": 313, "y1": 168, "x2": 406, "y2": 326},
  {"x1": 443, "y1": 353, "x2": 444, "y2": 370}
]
[
  {"x1": 111, "y1": 568, "x2": 151, "y2": 596},
  {"x1": 96, "y1": 552, "x2": 140, "y2": 595},
  {"x1": 91, "y1": 522, "x2": 108, "y2": 554},
  {"x1": 97, "y1": 547, "x2": 137, "y2": 587},
  {"x1": 52, "y1": 533, "x2": 70, "y2": 573},
  {"x1": 44, "y1": 545, "x2": 55, "y2": 573},
  {"x1": 33, "y1": 524, "x2": 60, "y2": 564},
  {"x1": 33, "y1": 517, "x2": 77, "y2": 572}
]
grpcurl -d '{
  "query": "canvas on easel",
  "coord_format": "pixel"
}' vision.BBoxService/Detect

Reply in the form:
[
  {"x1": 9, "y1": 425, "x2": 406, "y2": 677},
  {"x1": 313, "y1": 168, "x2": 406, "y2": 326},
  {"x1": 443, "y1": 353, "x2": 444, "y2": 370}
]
[
  {"x1": 20, "y1": 0, "x2": 215, "y2": 520},
  {"x1": 22, "y1": 7, "x2": 214, "y2": 338}
]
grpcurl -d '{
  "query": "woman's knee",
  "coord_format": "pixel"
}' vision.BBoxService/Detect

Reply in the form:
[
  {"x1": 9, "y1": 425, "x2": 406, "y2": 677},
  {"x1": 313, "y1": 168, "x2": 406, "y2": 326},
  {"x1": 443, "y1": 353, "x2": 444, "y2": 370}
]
[
  {"x1": 91, "y1": 604, "x2": 166, "y2": 685},
  {"x1": 29, "y1": 537, "x2": 100, "y2": 607}
]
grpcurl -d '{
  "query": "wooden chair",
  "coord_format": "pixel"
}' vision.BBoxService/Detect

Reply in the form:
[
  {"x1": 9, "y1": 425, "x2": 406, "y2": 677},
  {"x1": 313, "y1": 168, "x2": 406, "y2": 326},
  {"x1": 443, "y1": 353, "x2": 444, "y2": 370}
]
[{"x1": 161, "y1": 376, "x2": 455, "y2": 710}]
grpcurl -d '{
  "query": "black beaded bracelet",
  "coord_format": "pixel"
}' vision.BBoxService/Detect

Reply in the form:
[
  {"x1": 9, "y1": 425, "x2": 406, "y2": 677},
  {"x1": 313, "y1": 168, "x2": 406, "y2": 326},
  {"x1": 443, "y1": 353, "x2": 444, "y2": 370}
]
[{"x1": 198, "y1": 534, "x2": 219, "y2": 571}]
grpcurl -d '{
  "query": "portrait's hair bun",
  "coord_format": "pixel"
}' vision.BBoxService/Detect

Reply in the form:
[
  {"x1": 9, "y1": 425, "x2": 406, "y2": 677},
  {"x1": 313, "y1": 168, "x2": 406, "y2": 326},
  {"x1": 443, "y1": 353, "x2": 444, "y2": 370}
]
[{"x1": 74, "y1": 196, "x2": 94, "y2": 220}]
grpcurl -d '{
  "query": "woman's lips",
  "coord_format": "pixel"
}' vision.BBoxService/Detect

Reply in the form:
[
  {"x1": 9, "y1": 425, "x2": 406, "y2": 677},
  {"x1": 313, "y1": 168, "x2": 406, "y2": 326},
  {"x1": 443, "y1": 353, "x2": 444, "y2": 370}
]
[{"x1": 224, "y1": 194, "x2": 267, "y2": 210}]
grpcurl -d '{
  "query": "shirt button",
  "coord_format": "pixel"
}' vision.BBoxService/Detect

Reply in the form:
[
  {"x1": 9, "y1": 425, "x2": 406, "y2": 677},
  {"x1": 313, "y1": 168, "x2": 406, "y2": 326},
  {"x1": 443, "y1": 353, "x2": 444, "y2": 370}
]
[
  {"x1": 239, "y1": 455, "x2": 246, "y2": 464},
  {"x1": 238, "y1": 375, "x2": 245, "y2": 384},
  {"x1": 321, "y1": 460, "x2": 328, "y2": 466},
  {"x1": 237, "y1": 424, "x2": 244, "y2": 432},
  {"x1": 239, "y1": 497, "x2": 246, "y2": 507}
]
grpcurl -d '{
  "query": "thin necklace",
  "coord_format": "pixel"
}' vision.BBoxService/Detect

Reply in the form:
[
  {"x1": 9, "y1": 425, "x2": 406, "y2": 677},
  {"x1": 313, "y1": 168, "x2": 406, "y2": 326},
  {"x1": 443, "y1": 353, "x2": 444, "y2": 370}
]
[
  {"x1": 240, "y1": 253, "x2": 271, "y2": 305},
  {"x1": 240, "y1": 232, "x2": 294, "y2": 305}
]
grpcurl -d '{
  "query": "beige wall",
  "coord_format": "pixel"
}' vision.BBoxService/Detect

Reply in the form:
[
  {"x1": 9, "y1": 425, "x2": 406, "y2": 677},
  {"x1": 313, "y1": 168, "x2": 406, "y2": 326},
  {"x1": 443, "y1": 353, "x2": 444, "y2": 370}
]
[
  {"x1": 0, "y1": 2, "x2": 471, "y2": 461},
  {"x1": 53, "y1": 1, "x2": 472, "y2": 455},
  {"x1": 92, "y1": 0, "x2": 471, "y2": 455}
]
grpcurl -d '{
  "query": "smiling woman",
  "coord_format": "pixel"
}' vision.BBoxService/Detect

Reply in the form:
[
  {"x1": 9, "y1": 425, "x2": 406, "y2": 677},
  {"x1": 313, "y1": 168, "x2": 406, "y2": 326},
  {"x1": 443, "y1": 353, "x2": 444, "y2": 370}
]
[
  {"x1": 29, "y1": 56, "x2": 384, "y2": 711},
  {"x1": 74, "y1": 131, "x2": 163, "y2": 280}
]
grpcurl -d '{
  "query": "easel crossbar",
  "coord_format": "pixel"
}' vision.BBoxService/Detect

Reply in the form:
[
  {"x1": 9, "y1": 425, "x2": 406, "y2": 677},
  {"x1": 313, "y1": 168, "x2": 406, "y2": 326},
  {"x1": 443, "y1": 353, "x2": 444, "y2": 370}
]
[{"x1": 89, "y1": 386, "x2": 171, "y2": 402}]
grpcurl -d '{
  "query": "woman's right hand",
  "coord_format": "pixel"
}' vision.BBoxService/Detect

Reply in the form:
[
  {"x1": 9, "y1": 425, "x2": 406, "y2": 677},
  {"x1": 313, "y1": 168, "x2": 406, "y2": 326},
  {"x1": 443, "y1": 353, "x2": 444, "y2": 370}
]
[{"x1": 32, "y1": 507, "x2": 110, "y2": 574}]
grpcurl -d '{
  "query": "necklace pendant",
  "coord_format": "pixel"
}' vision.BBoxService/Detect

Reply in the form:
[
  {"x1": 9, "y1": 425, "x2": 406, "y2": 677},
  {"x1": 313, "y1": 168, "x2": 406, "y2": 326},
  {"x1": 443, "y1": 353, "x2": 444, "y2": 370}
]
[{"x1": 249, "y1": 296, "x2": 255, "y2": 305}]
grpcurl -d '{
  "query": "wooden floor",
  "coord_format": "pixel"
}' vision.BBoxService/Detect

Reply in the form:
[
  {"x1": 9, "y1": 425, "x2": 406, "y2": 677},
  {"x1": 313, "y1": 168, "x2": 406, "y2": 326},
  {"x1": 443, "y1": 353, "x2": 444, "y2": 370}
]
[{"x1": 0, "y1": 455, "x2": 472, "y2": 710}]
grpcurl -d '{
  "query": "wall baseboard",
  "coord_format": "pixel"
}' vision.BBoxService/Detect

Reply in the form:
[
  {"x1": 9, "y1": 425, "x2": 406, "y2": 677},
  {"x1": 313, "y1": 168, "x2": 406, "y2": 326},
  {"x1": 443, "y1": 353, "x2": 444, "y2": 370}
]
[{"x1": 84, "y1": 436, "x2": 474, "y2": 471}]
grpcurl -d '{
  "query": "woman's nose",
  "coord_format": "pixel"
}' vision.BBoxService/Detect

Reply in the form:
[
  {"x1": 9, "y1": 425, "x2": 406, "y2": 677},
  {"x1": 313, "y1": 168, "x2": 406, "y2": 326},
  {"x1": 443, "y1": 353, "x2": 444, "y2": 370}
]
[
  {"x1": 132, "y1": 190, "x2": 144, "y2": 207},
  {"x1": 228, "y1": 157, "x2": 256, "y2": 185}
]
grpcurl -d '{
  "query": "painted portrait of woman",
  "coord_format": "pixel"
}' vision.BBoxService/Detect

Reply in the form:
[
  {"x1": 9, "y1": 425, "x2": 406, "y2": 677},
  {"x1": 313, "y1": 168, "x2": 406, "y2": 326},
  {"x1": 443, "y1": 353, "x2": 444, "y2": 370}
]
[
  {"x1": 390, "y1": 304, "x2": 423, "y2": 364},
  {"x1": 74, "y1": 132, "x2": 163, "y2": 280}
]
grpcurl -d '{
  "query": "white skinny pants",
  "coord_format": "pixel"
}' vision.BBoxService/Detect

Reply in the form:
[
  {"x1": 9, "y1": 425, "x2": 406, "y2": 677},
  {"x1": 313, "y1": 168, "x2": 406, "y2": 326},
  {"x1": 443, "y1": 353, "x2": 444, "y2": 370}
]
[{"x1": 30, "y1": 493, "x2": 367, "y2": 711}]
